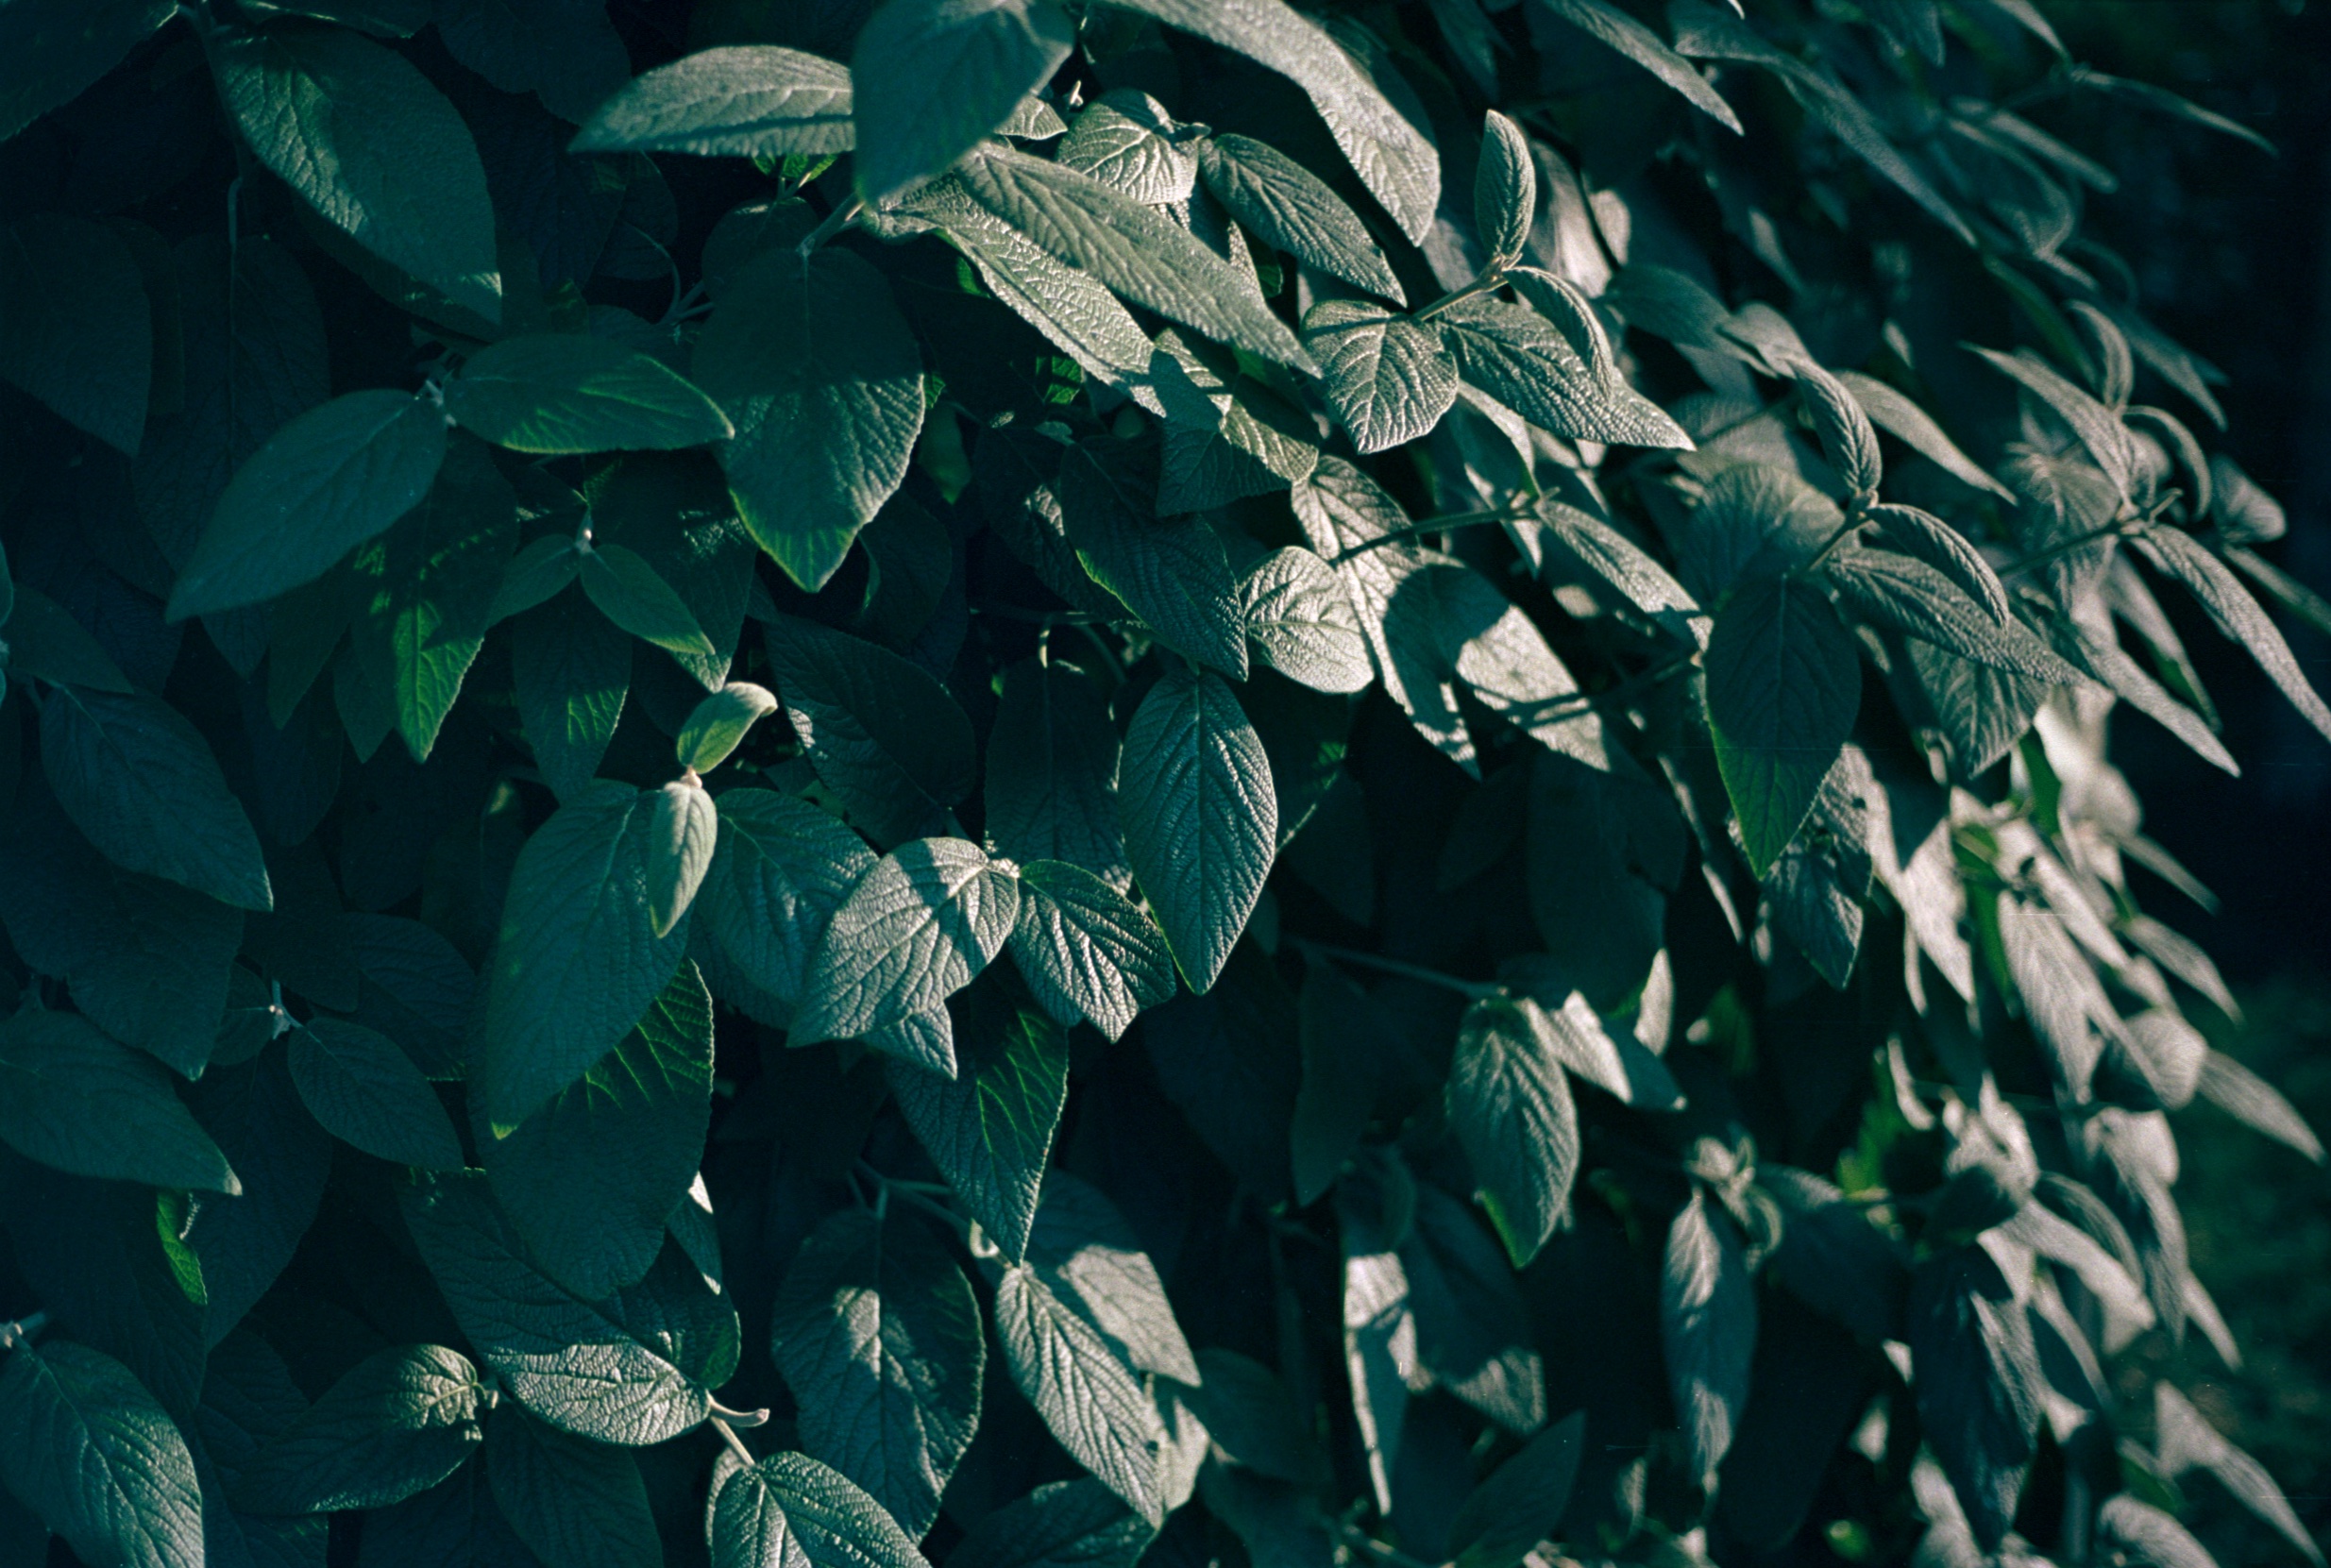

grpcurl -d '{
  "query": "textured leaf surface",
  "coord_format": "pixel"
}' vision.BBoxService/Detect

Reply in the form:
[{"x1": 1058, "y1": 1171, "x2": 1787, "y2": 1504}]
[
  {"x1": 574, "y1": 46, "x2": 854, "y2": 157},
  {"x1": 0, "y1": 1340, "x2": 203, "y2": 1568},
  {"x1": 1706, "y1": 576, "x2": 1862, "y2": 876},
  {"x1": 0, "y1": 1010, "x2": 236, "y2": 1193}
]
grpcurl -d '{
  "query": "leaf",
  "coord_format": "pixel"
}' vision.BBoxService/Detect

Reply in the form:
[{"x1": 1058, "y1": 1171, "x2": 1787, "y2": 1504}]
[
  {"x1": 0, "y1": 0, "x2": 175, "y2": 143},
  {"x1": 1862, "y1": 503, "x2": 2012, "y2": 624},
  {"x1": 2094, "y1": 1497, "x2": 2216, "y2": 1568},
  {"x1": 1835, "y1": 373, "x2": 2012, "y2": 498},
  {"x1": 1339, "y1": 1184, "x2": 1412, "y2": 1514},
  {"x1": 1661, "y1": 1190, "x2": 1755, "y2": 1488},
  {"x1": 1241, "y1": 548, "x2": 1373, "y2": 694},
  {"x1": 484, "y1": 963, "x2": 716, "y2": 1299},
  {"x1": 770, "y1": 1207, "x2": 985, "y2": 1537},
  {"x1": 765, "y1": 616, "x2": 975, "y2": 849},
  {"x1": 1827, "y1": 549, "x2": 2075, "y2": 682},
  {"x1": 1968, "y1": 346, "x2": 2136, "y2": 499},
  {"x1": 2134, "y1": 527, "x2": 2331, "y2": 745},
  {"x1": 348, "y1": 435, "x2": 519, "y2": 760},
  {"x1": 2194, "y1": 1051, "x2": 2323, "y2": 1162},
  {"x1": 1530, "y1": 0, "x2": 1741, "y2": 132},
  {"x1": 232, "y1": 1343, "x2": 484, "y2": 1513},
  {"x1": 0, "y1": 1340, "x2": 202, "y2": 1568},
  {"x1": 287, "y1": 1018, "x2": 465, "y2": 1170},
  {"x1": 992, "y1": 1265, "x2": 1164, "y2": 1525},
  {"x1": 183, "y1": 1052, "x2": 333, "y2": 1347},
  {"x1": 678, "y1": 683, "x2": 780, "y2": 773},
  {"x1": 2154, "y1": 1384, "x2": 2323, "y2": 1565},
  {"x1": 851, "y1": 0, "x2": 1075, "y2": 203},
  {"x1": 167, "y1": 390, "x2": 450, "y2": 619},
  {"x1": 210, "y1": 22, "x2": 499, "y2": 323},
  {"x1": 1058, "y1": 440, "x2": 1247, "y2": 677},
  {"x1": 1403, "y1": 1182, "x2": 1546, "y2": 1434},
  {"x1": 1437, "y1": 296, "x2": 1692, "y2": 448},
  {"x1": 1150, "y1": 329, "x2": 1319, "y2": 514},
  {"x1": 573, "y1": 45, "x2": 855, "y2": 158},
  {"x1": 1511, "y1": 986, "x2": 1683, "y2": 1110},
  {"x1": 1474, "y1": 110, "x2": 1535, "y2": 266},
  {"x1": 1117, "y1": 666, "x2": 1278, "y2": 992},
  {"x1": 484, "y1": 1404, "x2": 662, "y2": 1568},
  {"x1": 707, "y1": 1451, "x2": 935, "y2": 1568},
  {"x1": 954, "y1": 144, "x2": 1309, "y2": 369},
  {"x1": 699, "y1": 789, "x2": 874, "y2": 1017},
  {"x1": 937, "y1": 211, "x2": 1157, "y2": 385},
  {"x1": 1106, "y1": 0, "x2": 1441, "y2": 244},
  {"x1": 984, "y1": 660, "x2": 1130, "y2": 887},
  {"x1": 1025, "y1": 1172, "x2": 1199, "y2": 1385},
  {"x1": 432, "y1": 0, "x2": 629, "y2": 125},
  {"x1": 475, "y1": 780, "x2": 693, "y2": 1130},
  {"x1": 1006, "y1": 860, "x2": 1175, "y2": 1041},
  {"x1": 693, "y1": 246, "x2": 924, "y2": 590},
  {"x1": 447, "y1": 335, "x2": 733, "y2": 454},
  {"x1": 578, "y1": 543, "x2": 718, "y2": 658},
  {"x1": 1446, "y1": 1411, "x2": 1585, "y2": 1568},
  {"x1": 1058, "y1": 91, "x2": 1195, "y2": 204},
  {"x1": 645, "y1": 778, "x2": 719, "y2": 938},
  {"x1": 1196, "y1": 136, "x2": 1405, "y2": 303},
  {"x1": 1449, "y1": 996, "x2": 1579, "y2": 1268},
  {"x1": 1304, "y1": 301, "x2": 1458, "y2": 455},
  {"x1": 948, "y1": 1479, "x2": 1153, "y2": 1568},
  {"x1": 1908, "y1": 1246, "x2": 2043, "y2": 1552},
  {"x1": 793, "y1": 838, "x2": 1022, "y2": 1072},
  {"x1": 0, "y1": 1009, "x2": 237, "y2": 1193},
  {"x1": 1793, "y1": 362, "x2": 1882, "y2": 494},
  {"x1": 1181, "y1": 1350, "x2": 1321, "y2": 1486},
  {"x1": 401, "y1": 1172, "x2": 737, "y2": 1446},
  {"x1": 890, "y1": 981, "x2": 1069, "y2": 1262},
  {"x1": 1705, "y1": 575, "x2": 1862, "y2": 876},
  {"x1": 513, "y1": 587, "x2": 633, "y2": 801},
  {"x1": 0, "y1": 214, "x2": 150, "y2": 454}
]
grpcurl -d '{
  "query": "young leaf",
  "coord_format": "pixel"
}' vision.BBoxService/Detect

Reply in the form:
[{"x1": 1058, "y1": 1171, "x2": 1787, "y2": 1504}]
[
  {"x1": 1058, "y1": 439, "x2": 1249, "y2": 677},
  {"x1": 1241, "y1": 547, "x2": 1374, "y2": 694},
  {"x1": 993, "y1": 1265, "x2": 1165, "y2": 1525},
  {"x1": 1793, "y1": 361, "x2": 1882, "y2": 495},
  {"x1": 287, "y1": 1018, "x2": 465, "y2": 1170},
  {"x1": 1196, "y1": 135, "x2": 1406, "y2": 303},
  {"x1": 209, "y1": 22, "x2": 499, "y2": 322},
  {"x1": 0, "y1": 1340, "x2": 203, "y2": 1568},
  {"x1": 475, "y1": 781, "x2": 694, "y2": 1130},
  {"x1": 708, "y1": 1451, "x2": 935, "y2": 1568},
  {"x1": 572, "y1": 46, "x2": 855, "y2": 158},
  {"x1": 446, "y1": 335, "x2": 734, "y2": 454},
  {"x1": 792, "y1": 838, "x2": 1022, "y2": 1071},
  {"x1": 1117, "y1": 666, "x2": 1278, "y2": 993},
  {"x1": 1474, "y1": 110, "x2": 1535, "y2": 266},
  {"x1": 1449, "y1": 996, "x2": 1579, "y2": 1268},
  {"x1": 770, "y1": 1207, "x2": 985, "y2": 1537},
  {"x1": 693, "y1": 246, "x2": 925, "y2": 591},
  {"x1": 1661, "y1": 1190, "x2": 1755, "y2": 1488},
  {"x1": 677, "y1": 683, "x2": 780, "y2": 773},
  {"x1": 231, "y1": 1343, "x2": 484, "y2": 1513},
  {"x1": 851, "y1": 0, "x2": 1076, "y2": 203},
  {"x1": 1705, "y1": 575, "x2": 1862, "y2": 876},
  {"x1": 484, "y1": 1403, "x2": 664, "y2": 1568},
  {"x1": 1059, "y1": 91, "x2": 1195, "y2": 204},
  {"x1": 764, "y1": 614, "x2": 977, "y2": 847},
  {"x1": 646, "y1": 777, "x2": 718, "y2": 937},
  {"x1": 1304, "y1": 301, "x2": 1460, "y2": 455},
  {"x1": 1968, "y1": 345, "x2": 2136, "y2": 498},
  {"x1": 0, "y1": 1009, "x2": 238, "y2": 1193},
  {"x1": 1446, "y1": 1411, "x2": 1585, "y2": 1568},
  {"x1": 167, "y1": 389, "x2": 449, "y2": 619},
  {"x1": 1007, "y1": 860, "x2": 1176, "y2": 1041}
]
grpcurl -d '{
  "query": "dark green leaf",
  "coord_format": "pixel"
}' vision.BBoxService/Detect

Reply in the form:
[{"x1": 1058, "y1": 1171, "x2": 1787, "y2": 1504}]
[
  {"x1": 0, "y1": 214, "x2": 150, "y2": 454},
  {"x1": 448, "y1": 335, "x2": 734, "y2": 454},
  {"x1": 1058, "y1": 92, "x2": 1195, "y2": 204},
  {"x1": 1240, "y1": 547, "x2": 1372, "y2": 695},
  {"x1": 513, "y1": 588, "x2": 632, "y2": 801},
  {"x1": 707, "y1": 1451, "x2": 934, "y2": 1568},
  {"x1": 1449, "y1": 996, "x2": 1578, "y2": 1268},
  {"x1": 1706, "y1": 575, "x2": 1862, "y2": 876},
  {"x1": 762, "y1": 615, "x2": 976, "y2": 847},
  {"x1": 0, "y1": 1340, "x2": 202, "y2": 1568},
  {"x1": 484, "y1": 1404, "x2": 662, "y2": 1568},
  {"x1": 1908, "y1": 1246, "x2": 2043, "y2": 1551},
  {"x1": 948, "y1": 1479, "x2": 1152, "y2": 1568},
  {"x1": 0, "y1": 0, "x2": 175, "y2": 143},
  {"x1": 1006, "y1": 859, "x2": 1175, "y2": 1041},
  {"x1": 700, "y1": 789, "x2": 874, "y2": 1020},
  {"x1": 1473, "y1": 110, "x2": 1534, "y2": 266},
  {"x1": 2135, "y1": 527, "x2": 2331, "y2": 745},
  {"x1": 1446, "y1": 1411, "x2": 1583, "y2": 1568},
  {"x1": 1661, "y1": 1190, "x2": 1754, "y2": 1488},
  {"x1": 432, "y1": 0, "x2": 630, "y2": 125},
  {"x1": 573, "y1": 45, "x2": 855, "y2": 158},
  {"x1": 1532, "y1": 0, "x2": 1741, "y2": 131},
  {"x1": 287, "y1": 1018, "x2": 464, "y2": 1170},
  {"x1": 982, "y1": 660, "x2": 1129, "y2": 887},
  {"x1": 678, "y1": 683, "x2": 780, "y2": 773},
  {"x1": 1196, "y1": 135, "x2": 1405, "y2": 303},
  {"x1": 1058, "y1": 440, "x2": 1246, "y2": 677},
  {"x1": 1304, "y1": 300, "x2": 1459, "y2": 455},
  {"x1": 0, "y1": 1009, "x2": 236, "y2": 1192},
  {"x1": 1437, "y1": 296, "x2": 1692, "y2": 449},
  {"x1": 992, "y1": 1265, "x2": 1164, "y2": 1526},
  {"x1": 232, "y1": 1343, "x2": 484, "y2": 1514},
  {"x1": 851, "y1": 0, "x2": 1076, "y2": 203},
  {"x1": 580, "y1": 543, "x2": 718, "y2": 658},
  {"x1": 1025, "y1": 1172, "x2": 1198, "y2": 1384},
  {"x1": 645, "y1": 778, "x2": 718, "y2": 937}
]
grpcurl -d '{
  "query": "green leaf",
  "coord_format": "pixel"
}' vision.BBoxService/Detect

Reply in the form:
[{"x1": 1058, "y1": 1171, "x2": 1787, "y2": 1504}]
[
  {"x1": 447, "y1": 335, "x2": 734, "y2": 454},
  {"x1": 401, "y1": 1171, "x2": 737, "y2": 1446},
  {"x1": 1026, "y1": 1172, "x2": 1199, "y2": 1384},
  {"x1": 1305, "y1": 300, "x2": 1459, "y2": 455},
  {"x1": 2134, "y1": 527, "x2": 2331, "y2": 746},
  {"x1": 1106, "y1": 0, "x2": 1441, "y2": 244},
  {"x1": 793, "y1": 838, "x2": 1022, "y2": 1071},
  {"x1": 0, "y1": 1009, "x2": 237, "y2": 1192},
  {"x1": 645, "y1": 778, "x2": 718, "y2": 938},
  {"x1": 1058, "y1": 92, "x2": 1196, "y2": 204},
  {"x1": 1436, "y1": 296, "x2": 1692, "y2": 449},
  {"x1": 1150, "y1": 329, "x2": 1319, "y2": 514},
  {"x1": 1292, "y1": 960, "x2": 1397, "y2": 1206},
  {"x1": 936, "y1": 211, "x2": 1156, "y2": 386},
  {"x1": 1181, "y1": 1350, "x2": 1321, "y2": 1486},
  {"x1": 513, "y1": 586, "x2": 633, "y2": 801},
  {"x1": 851, "y1": 0, "x2": 1076, "y2": 203},
  {"x1": 1500, "y1": 979, "x2": 1683, "y2": 1110},
  {"x1": 1968, "y1": 345, "x2": 2136, "y2": 499},
  {"x1": 1006, "y1": 859, "x2": 1176, "y2": 1041},
  {"x1": 949, "y1": 1479, "x2": 1154, "y2": 1568},
  {"x1": 770, "y1": 1207, "x2": 985, "y2": 1537},
  {"x1": 1792, "y1": 361, "x2": 1882, "y2": 495},
  {"x1": 0, "y1": 214, "x2": 150, "y2": 454},
  {"x1": 573, "y1": 45, "x2": 855, "y2": 158},
  {"x1": 493, "y1": 536, "x2": 585, "y2": 626},
  {"x1": 1531, "y1": 0, "x2": 1741, "y2": 131},
  {"x1": 485, "y1": 962, "x2": 715, "y2": 1300},
  {"x1": 167, "y1": 389, "x2": 450, "y2": 619},
  {"x1": 1528, "y1": 499, "x2": 1698, "y2": 626},
  {"x1": 699, "y1": 789, "x2": 875, "y2": 1017},
  {"x1": 954, "y1": 144, "x2": 1310, "y2": 370},
  {"x1": 1826, "y1": 549, "x2": 2076, "y2": 682},
  {"x1": 1117, "y1": 666, "x2": 1278, "y2": 993},
  {"x1": 1705, "y1": 575, "x2": 1862, "y2": 877},
  {"x1": 984, "y1": 660, "x2": 1130, "y2": 888},
  {"x1": 677, "y1": 682, "x2": 780, "y2": 773},
  {"x1": 1447, "y1": 1411, "x2": 1584, "y2": 1568},
  {"x1": 1474, "y1": 110, "x2": 1534, "y2": 267},
  {"x1": 2193, "y1": 1050, "x2": 2323, "y2": 1163},
  {"x1": 889, "y1": 980, "x2": 1070, "y2": 1262},
  {"x1": 1661, "y1": 1189, "x2": 1754, "y2": 1488},
  {"x1": 1449, "y1": 996, "x2": 1579, "y2": 1268},
  {"x1": 231, "y1": 1343, "x2": 484, "y2": 1513},
  {"x1": 1833, "y1": 372, "x2": 2013, "y2": 499},
  {"x1": 476, "y1": 780, "x2": 693, "y2": 1130},
  {"x1": 708, "y1": 1451, "x2": 934, "y2": 1568},
  {"x1": 1340, "y1": 1178, "x2": 1411, "y2": 1514},
  {"x1": 39, "y1": 684, "x2": 270, "y2": 912},
  {"x1": 287, "y1": 1018, "x2": 465, "y2": 1170},
  {"x1": 5, "y1": 586, "x2": 132, "y2": 693},
  {"x1": 0, "y1": 1340, "x2": 202, "y2": 1568},
  {"x1": 210, "y1": 22, "x2": 499, "y2": 323},
  {"x1": 1402, "y1": 1181, "x2": 1546, "y2": 1435},
  {"x1": 1241, "y1": 547, "x2": 1373, "y2": 694},
  {"x1": 693, "y1": 246, "x2": 924, "y2": 591},
  {"x1": 432, "y1": 0, "x2": 630, "y2": 125},
  {"x1": 992, "y1": 1265, "x2": 1164, "y2": 1526},
  {"x1": 484, "y1": 1404, "x2": 663, "y2": 1568},
  {"x1": 1195, "y1": 135, "x2": 1405, "y2": 303},
  {"x1": 763, "y1": 615, "x2": 976, "y2": 847},
  {"x1": 1862, "y1": 502, "x2": 2011, "y2": 624},
  {"x1": 0, "y1": 0, "x2": 175, "y2": 143},
  {"x1": 348, "y1": 435, "x2": 519, "y2": 761},
  {"x1": 1057, "y1": 440, "x2": 1248, "y2": 678},
  {"x1": 1907, "y1": 1246, "x2": 2043, "y2": 1550},
  {"x1": 579, "y1": 543, "x2": 718, "y2": 658}
]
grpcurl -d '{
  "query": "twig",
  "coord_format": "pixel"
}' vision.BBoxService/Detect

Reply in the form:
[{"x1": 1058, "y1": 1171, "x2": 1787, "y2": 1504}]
[
  {"x1": 709, "y1": 1417, "x2": 757, "y2": 1469},
  {"x1": 798, "y1": 197, "x2": 866, "y2": 256},
  {"x1": 1290, "y1": 938, "x2": 1498, "y2": 1001}
]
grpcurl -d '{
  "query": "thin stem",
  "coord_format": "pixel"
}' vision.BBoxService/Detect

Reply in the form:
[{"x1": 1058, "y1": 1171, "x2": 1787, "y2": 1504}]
[
  {"x1": 1072, "y1": 622, "x2": 1126, "y2": 685},
  {"x1": 798, "y1": 197, "x2": 866, "y2": 256},
  {"x1": 708, "y1": 1399, "x2": 769, "y2": 1428},
  {"x1": 858, "y1": 1163, "x2": 975, "y2": 1241},
  {"x1": 0, "y1": 1311, "x2": 47, "y2": 1350},
  {"x1": 971, "y1": 602, "x2": 1106, "y2": 627},
  {"x1": 1290, "y1": 938, "x2": 1498, "y2": 1001},
  {"x1": 1332, "y1": 509, "x2": 1527, "y2": 564},
  {"x1": 710, "y1": 1417, "x2": 757, "y2": 1468},
  {"x1": 1996, "y1": 520, "x2": 2127, "y2": 582},
  {"x1": 1801, "y1": 511, "x2": 1869, "y2": 575},
  {"x1": 1414, "y1": 267, "x2": 1508, "y2": 324}
]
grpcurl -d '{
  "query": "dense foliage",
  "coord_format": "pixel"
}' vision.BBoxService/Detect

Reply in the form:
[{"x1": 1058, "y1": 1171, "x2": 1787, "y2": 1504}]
[{"x1": 0, "y1": 1, "x2": 2323, "y2": 1566}]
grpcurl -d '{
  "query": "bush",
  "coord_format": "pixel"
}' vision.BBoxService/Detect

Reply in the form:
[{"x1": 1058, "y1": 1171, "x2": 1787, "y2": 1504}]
[{"x1": 0, "y1": 2, "x2": 2322, "y2": 1566}]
